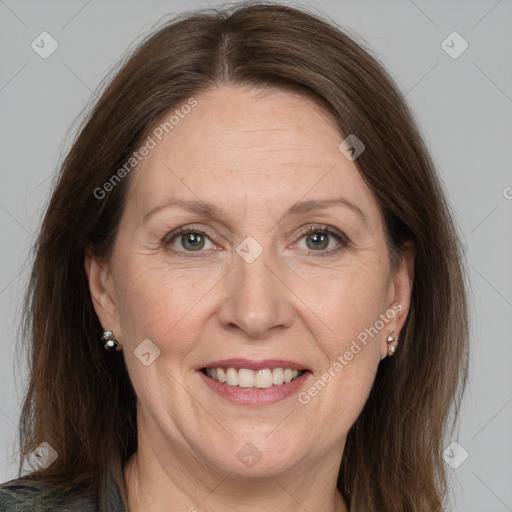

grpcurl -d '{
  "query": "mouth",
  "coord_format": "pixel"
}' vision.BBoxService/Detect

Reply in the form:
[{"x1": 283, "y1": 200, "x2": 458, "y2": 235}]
[
  {"x1": 198, "y1": 359, "x2": 311, "y2": 406},
  {"x1": 201, "y1": 366, "x2": 306, "y2": 388}
]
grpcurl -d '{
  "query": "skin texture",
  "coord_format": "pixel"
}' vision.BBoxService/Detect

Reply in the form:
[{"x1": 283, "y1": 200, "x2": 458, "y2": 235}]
[{"x1": 85, "y1": 85, "x2": 414, "y2": 512}]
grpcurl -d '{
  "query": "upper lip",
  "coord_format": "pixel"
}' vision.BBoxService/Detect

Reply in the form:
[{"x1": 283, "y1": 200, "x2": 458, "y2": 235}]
[{"x1": 200, "y1": 358, "x2": 310, "y2": 371}]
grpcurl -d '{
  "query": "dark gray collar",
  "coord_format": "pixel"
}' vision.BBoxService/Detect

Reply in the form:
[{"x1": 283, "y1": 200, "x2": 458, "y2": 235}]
[{"x1": 100, "y1": 455, "x2": 129, "y2": 512}]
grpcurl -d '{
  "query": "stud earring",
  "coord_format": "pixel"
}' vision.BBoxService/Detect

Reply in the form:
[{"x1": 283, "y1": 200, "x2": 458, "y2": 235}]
[
  {"x1": 386, "y1": 330, "x2": 399, "y2": 357},
  {"x1": 102, "y1": 330, "x2": 122, "y2": 352}
]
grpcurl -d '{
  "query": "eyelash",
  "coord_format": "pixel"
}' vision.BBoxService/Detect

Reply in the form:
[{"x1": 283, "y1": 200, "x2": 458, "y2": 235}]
[{"x1": 163, "y1": 224, "x2": 349, "y2": 258}]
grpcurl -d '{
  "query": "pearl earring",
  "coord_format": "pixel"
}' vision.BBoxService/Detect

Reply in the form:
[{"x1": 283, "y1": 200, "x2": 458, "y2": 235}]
[{"x1": 102, "y1": 330, "x2": 122, "y2": 352}]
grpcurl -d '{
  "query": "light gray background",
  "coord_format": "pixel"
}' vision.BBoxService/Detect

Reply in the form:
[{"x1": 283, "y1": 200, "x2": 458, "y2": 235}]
[{"x1": 1, "y1": 0, "x2": 511, "y2": 510}]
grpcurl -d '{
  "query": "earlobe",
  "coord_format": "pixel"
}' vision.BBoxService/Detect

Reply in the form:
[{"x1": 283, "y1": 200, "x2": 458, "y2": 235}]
[
  {"x1": 84, "y1": 249, "x2": 118, "y2": 330},
  {"x1": 381, "y1": 242, "x2": 415, "y2": 359}
]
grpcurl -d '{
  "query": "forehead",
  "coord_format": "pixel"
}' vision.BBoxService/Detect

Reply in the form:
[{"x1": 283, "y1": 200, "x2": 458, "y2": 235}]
[{"x1": 127, "y1": 85, "x2": 379, "y2": 221}]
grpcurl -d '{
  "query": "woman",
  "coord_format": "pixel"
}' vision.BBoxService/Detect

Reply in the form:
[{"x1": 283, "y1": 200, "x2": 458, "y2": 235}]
[{"x1": 0, "y1": 3, "x2": 469, "y2": 511}]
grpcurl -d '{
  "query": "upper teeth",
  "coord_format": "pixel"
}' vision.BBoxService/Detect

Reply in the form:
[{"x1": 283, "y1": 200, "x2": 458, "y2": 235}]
[{"x1": 204, "y1": 367, "x2": 302, "y2": 388}]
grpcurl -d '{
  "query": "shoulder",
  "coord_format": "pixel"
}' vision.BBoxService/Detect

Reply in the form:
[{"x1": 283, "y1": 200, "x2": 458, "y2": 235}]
[{"x1": 0, "y1": 476, "x2": 98, "y2": 511}]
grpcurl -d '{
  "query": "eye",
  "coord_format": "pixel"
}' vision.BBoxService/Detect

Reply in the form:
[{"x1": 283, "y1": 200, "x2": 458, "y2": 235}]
[
  {"x1": 164, "y1": 225, "x2": 348, "y2": 256},
  {"x1": 165, "y1": 227, "x2": 216, "y2": 252},
  {"x1": 295, "y1": 225, "x2": 347, "y2": 255}
]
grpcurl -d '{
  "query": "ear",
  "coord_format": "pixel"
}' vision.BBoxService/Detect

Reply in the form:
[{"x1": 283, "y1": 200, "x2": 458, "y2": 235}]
[
  {"x1": 84, "y1": 249, "x2": 120, "y2": 333},
  {"x1": 380, "y1": 241, "x2": 415, "y2": 359}
]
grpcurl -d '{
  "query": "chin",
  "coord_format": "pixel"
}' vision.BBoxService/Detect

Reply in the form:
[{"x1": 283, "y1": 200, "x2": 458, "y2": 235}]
[{"x1": 196, "y1": 432, "x2": 308, "y2": 478}]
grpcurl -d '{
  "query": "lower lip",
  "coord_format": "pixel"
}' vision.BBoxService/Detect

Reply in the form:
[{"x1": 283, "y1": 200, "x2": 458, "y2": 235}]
[{"x1": 198, "y1": 370, "x2": 311, "y2": 406}]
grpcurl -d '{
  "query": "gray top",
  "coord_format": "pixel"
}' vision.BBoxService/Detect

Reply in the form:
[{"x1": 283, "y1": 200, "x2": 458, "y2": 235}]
[{"x1": 0, "y1": 460, "x2": 128, "y2": 511}]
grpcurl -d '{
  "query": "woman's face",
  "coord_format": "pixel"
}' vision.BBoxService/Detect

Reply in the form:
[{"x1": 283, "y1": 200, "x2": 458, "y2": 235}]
[{"x1": 87, "y1": 85, "x2": 413, "y2": 478}]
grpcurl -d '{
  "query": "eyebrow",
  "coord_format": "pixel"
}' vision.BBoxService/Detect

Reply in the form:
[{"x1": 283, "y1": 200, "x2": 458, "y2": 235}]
[{"x1": 143, "y1": 197, "x2": 366, "y2": 224}]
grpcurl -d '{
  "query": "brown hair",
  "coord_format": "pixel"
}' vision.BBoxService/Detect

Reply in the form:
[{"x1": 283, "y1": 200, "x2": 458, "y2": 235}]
[{"x1": 17, "y1": 3, "x2": 469, "y2": 511}]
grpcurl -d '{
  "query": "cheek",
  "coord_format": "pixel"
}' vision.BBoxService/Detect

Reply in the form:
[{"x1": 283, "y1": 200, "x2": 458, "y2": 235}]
[
  {"x1": 288, "y1": 254, "x2": 390, "y2": 349},
  {"x1": 293, "y1": 255, "x2": 388, "y2": 419},
  {"x1": 300, "y1": 320, "x2": 382, "y2": 439},
  {"x1": 112, "y1": 254, "x2": 224, "y2": 351}
]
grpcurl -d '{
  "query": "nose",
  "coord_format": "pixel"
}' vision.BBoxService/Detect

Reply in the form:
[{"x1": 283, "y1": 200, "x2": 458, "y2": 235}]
[{"x1": 216, "y1": 246, "x2": 295, "y2": 340}]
